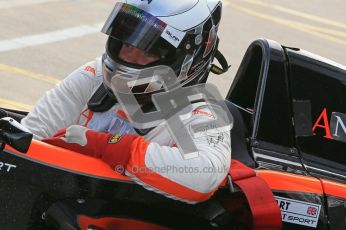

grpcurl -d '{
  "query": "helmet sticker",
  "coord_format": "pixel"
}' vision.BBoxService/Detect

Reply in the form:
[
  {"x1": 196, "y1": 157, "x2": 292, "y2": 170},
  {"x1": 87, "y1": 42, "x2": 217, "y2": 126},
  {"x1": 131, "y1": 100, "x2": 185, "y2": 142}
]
[
  {"x1": 161, "y1": 25, "x2": 186, "y2": 48},
  {"x1": 203, "y1": 25, "x2": 217, "y2": 58}
]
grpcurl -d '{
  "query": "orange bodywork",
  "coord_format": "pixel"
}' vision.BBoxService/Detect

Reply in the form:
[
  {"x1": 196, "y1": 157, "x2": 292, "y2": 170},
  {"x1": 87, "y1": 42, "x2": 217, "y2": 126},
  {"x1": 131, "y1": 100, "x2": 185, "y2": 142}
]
[
  {"x1": 321, "y1": 179, "x2": 346, "y2": 199},
  {"x1": 256, "y1": 170, "x2": 323, "y2": 195},
  {"x1": 5, "y1": 140, "x2": 346, "y2": 200},
  {"x1": 5, "y1": 140, "x2": 132, "y2": 182},
  {"x1": 257, "y1": 170, "x2": 346, "y2": 199}
]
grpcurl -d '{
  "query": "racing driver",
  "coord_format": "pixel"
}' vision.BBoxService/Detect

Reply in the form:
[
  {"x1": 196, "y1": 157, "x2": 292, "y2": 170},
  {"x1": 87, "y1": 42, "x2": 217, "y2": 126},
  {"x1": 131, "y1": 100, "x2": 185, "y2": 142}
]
[{"x1": 21, "y1": 0, "x2": 232, "y2": 204}]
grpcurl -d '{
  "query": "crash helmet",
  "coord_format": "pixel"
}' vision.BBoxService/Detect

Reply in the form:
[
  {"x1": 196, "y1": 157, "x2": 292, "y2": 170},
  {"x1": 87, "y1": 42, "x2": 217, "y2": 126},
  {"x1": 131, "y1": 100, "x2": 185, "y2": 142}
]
[{"x1": 101, "y1": 0, "x2": 224, "y2": 104}]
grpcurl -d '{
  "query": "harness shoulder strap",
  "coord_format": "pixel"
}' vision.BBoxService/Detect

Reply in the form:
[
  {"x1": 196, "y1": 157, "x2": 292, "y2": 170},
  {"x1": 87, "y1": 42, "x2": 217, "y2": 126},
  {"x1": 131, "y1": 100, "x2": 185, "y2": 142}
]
[
  {"x1": 88, "y1": 84, "x2": 117, "y2": 112},
  {"x1": 229, "y1": 160, "x2": 282, "y2": 230}
]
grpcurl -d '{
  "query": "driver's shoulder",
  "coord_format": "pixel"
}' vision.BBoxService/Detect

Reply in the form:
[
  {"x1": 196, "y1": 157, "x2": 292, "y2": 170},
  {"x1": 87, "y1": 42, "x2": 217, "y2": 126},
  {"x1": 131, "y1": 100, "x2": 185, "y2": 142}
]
[
  {"x1": 78, "y1": 56, "x2": 103, "y2": 80},
  {"x1": 64, "y1": 57, "x2": 103, "y2": 83},
  {"x1": 61, "y1": 57, "x2": 103, "y2": 91}
]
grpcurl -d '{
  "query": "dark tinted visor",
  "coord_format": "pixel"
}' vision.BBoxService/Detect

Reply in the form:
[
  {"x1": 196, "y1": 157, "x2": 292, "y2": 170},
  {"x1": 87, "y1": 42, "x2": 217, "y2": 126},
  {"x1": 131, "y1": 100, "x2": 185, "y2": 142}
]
[{"x1": 101, "y1": 3, "x2": 179, "y2": 56}]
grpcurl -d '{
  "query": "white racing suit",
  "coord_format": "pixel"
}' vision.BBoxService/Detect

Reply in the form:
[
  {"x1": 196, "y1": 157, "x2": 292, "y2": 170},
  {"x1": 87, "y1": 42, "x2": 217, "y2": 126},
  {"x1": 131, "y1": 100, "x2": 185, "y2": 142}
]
[{"x1": 21, "y1": 57, "x2": 232, "y2": 203}]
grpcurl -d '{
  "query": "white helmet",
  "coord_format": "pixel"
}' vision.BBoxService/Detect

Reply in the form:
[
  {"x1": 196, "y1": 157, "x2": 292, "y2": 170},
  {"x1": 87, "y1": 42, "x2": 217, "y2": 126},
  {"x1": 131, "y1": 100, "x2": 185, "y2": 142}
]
[{"x1": 101, "y1": 0, "x2": 227, "y2": 104}]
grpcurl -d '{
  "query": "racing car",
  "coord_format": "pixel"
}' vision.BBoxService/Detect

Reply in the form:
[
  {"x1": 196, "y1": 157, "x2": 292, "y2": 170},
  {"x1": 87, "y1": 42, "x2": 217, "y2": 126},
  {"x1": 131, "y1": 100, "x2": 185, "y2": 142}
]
[{"x1": 0, "y1": 38, "x2": 345, "y2": 230}]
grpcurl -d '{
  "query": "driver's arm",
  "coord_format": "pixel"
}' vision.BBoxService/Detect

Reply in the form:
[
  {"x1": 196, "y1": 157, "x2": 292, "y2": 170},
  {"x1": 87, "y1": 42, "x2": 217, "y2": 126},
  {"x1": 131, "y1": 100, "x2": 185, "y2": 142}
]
[
  {"x1": 43, "y1": 105, "x2": 232, "y2": 204},
  {"x1": 21, "y1": 58, "x2": 101, "y2": 139},
  {"x1": 126, "y1": 108, "x2": 231, "y2": 203}
]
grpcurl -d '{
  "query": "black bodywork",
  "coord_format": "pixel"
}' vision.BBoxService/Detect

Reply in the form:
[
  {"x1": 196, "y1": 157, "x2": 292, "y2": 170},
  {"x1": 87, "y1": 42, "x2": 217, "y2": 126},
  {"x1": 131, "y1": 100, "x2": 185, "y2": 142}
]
[
  {"x1": 228, "y1": 38, "x2": 346, "y2": 229},
  {"x1": 0, "y1": 38, "x2": 345, "y2": 229}
]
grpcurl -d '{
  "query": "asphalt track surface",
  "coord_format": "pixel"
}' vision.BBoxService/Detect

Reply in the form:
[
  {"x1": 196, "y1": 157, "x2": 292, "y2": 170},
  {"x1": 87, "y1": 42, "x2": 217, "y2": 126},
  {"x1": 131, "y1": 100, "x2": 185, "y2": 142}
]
[{"x1": 0, "y1": 0, "x2": 345, "y2": 111}]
